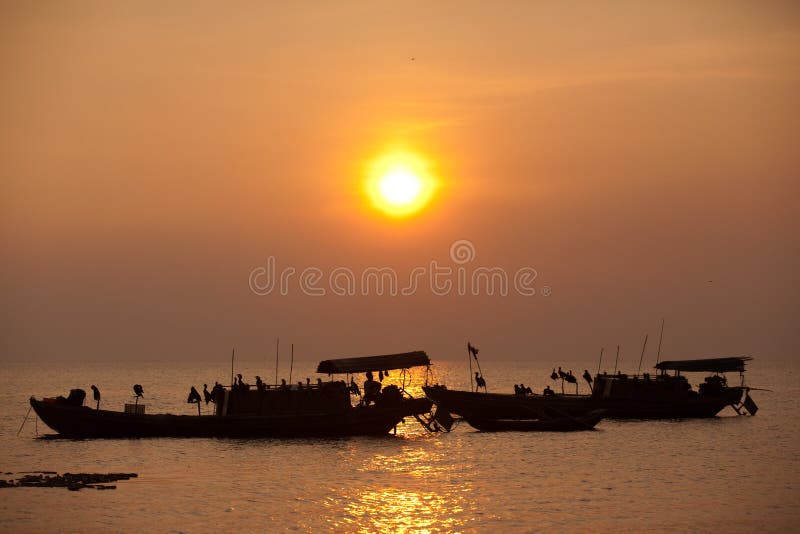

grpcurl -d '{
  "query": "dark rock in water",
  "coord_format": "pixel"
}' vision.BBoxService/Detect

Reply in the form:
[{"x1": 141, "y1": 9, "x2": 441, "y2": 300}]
[{"x1": 0, "y1": 472, "x2": 137, "y2": 491}]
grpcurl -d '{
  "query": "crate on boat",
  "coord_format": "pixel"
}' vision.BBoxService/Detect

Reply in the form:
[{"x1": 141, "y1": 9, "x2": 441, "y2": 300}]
[{"x1": 124, "y1": 404, "x2": 145, "y2": 415}]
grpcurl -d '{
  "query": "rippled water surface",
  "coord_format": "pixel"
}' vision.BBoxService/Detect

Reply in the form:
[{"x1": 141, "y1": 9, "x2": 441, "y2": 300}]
[{"x1": 1, "y1": 359, "x2": 798, "y2": 532}]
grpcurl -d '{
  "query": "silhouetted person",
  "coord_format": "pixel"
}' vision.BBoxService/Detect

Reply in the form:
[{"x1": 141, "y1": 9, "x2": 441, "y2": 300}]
[
  {"x1": 203, "y1": 384, "x2": 213, "y2": 404},
  {"x1": 349, "y1": 377, "x2": 361, "y2": 396},
  {"x1": 212, "y1": 382, "x2": 224, "y2": 403},
  {"x1": 133, "y1": 384, "x2": 144, "y2": 405},
  {"x1": 378, "y1": 370, "x2": 384, "y2": 381},
  {"x1": 523, "y1": 384, "x2": 532, "y2": 395},
  {"x1": 236, "y1": 374, "x2": 249, "y2": 391},
  {"x1": 543, "y1": 385, "x2": 554, "y2": 396},
  {"x1": 280, "y1": 378, "x2": 288, "y2": 389},
  {"x1": 514, "y1": 384, "x2": 521, "y2": 395},
  {"x1": 90, "y1": 385, "x2": 101, "y2": 410},
  {"x1": 363, "y1": 372, "x2": 381, "y2": 405},
  {"x1": 255, "y1": 376, "x2": 265, "y2": 392},
  {"x1": 475, "y1": 372, "x2": 487, "y2": 391},
  {"x1": 306, "y1": 378, "x2": 311, "y2": 387},
  {"x1": 317, "y1": 378, "x2": 323, "y2": 387}
]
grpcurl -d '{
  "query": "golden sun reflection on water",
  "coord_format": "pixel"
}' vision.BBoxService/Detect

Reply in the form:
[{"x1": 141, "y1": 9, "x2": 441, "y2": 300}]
[
  {"x1": 339, "y1": 487, "x2": 468, "y2": 533},
  {"x1": 324, "y1": 441, "x2": 480, "y2": 532}
]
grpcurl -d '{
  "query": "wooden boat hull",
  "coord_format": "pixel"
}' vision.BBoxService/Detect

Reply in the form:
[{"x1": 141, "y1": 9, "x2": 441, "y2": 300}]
[
  {"x1": 463, "y1": 410, "x2": 606, "y2": 432},
  {"x1": 30, "y1": 397, "x2": 432, "y2": 439},
  {"x1": 422, "y1": 386, "x2": 594, "y2": 420},
  {"x1": 423, "y1": 385, "x2": 746, "y2": 421},
  {"x1": 590, "y1": 391, "x2": 745, "y2": 419}
]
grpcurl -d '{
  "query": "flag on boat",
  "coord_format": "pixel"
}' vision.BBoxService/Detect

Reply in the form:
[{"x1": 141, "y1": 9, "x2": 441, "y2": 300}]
[{"x1": 467, "y1": 342, "x2": 479, "y2": 359}]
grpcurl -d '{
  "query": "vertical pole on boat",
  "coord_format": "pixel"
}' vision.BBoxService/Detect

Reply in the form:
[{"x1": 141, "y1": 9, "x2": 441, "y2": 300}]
[
  {"x1": 613, "y1": 345, "x2": 620, "y2": 374},
  {"x1": 230, "y1": 348, "x2": 235, "y2": 387},
  {"x1": 467, "y1": 342, "x2": 474, "y2": 392},
  {"x1": 637, "y1": 334, "x2": 649, "y2": 376},
  {"x1": 596, "y1": 347, "x2": 604, "y2": 376},
  {"x1": 655, "y1": 318, "x2": 665, "y2": 366},
  {"x1": 275, "y1": 338, "x2": 280, "y2": 386},
  {"x1": 289, "y1": 343, "x2": 294, "y2": 384}
]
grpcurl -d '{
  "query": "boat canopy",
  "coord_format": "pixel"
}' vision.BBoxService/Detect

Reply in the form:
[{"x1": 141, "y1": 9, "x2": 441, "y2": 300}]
[
  {"x1": 317, "y1": 351, "x2": 430, "y2": 374},
  {"x1": 655, "y1": 356, "x2": 753, "y2": 373}
]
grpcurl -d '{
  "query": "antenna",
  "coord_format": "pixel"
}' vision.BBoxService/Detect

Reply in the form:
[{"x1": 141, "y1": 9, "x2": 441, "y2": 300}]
[
  {"x1": 467, "y1": 342, "x2": 474, "y2": 392},
  {"x1": 637, "y1": 334, "x2": 649, "y2": 375},
  {"x1": 274, "y1": 338, "x2": 280, "y2": 386},
  {"x1": 596, "y1": 347, "x2": 604, "y2": 376},
  {"x1": 655, "y1": 318, "x2": 665, "y2": 365},
  {"x1": 613, "y1": 345, "x2": 620, "y2": 374},
  {"x1": 289, "y1": 343, "x2": 294, "y2": 383},
  {"x1": 230, "y1": 347, "x2": 235, "y2": 387}
]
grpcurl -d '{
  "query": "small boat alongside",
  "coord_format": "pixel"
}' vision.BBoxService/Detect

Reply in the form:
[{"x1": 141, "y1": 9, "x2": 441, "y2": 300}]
[
  {"x1": 29, "y1": 352, "x2": 434, "y2": 439},
  {"x1": 422, "y1": 386, "x2": 604, "y2": 432}
]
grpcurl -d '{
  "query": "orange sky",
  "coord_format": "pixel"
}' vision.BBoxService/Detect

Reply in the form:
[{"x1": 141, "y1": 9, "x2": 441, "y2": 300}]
[{"x1": 1, "y1": 1, "x2": 798, "y2": 364}]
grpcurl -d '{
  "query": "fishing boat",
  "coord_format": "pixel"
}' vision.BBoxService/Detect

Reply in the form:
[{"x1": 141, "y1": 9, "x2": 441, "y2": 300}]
[
  {"x1": 422, "y1": 386, "x2": 604, "y2": 432},
  {"x1": 425, "y1": 356, "x2": 758, "y2": 424},
  {"x1": 29, "y1": 352, "x2": 434, "y2": 438},
  {"x1": 589, "y1": 356, "x2": 758, "y2": 418}
]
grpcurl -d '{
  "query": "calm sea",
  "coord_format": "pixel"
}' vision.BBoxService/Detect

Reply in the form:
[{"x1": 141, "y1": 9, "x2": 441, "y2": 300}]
[{"x1": 1, "y1": 359, "x2": 798, "y2": 532}]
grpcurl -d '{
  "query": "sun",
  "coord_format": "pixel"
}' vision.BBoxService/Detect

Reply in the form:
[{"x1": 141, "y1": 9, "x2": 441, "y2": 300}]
[{"x1": 364, "y1": 150, "x2": 438, "y2": 217}]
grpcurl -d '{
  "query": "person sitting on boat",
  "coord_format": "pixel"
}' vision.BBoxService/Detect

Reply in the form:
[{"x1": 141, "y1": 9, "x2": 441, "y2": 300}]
[
  {"x1": 211, "y1": 382, "x2": 224, "y2": 402},
  {"x1": 237, "y1": 374, "x2": 250, "y2": 391},
  {"x1": 349, "y1": 377, "x2": 361, "y2": 397},
  {"x1": 280, "y1": 378, "x2": 288, "y2": 389},
  {"x1": 514, "y1": 384, "x2": 522, "y2": 395},
  {"x1": 524, "y1": 384, "x2": 533, "y2": 395},
  {"x1": 317, "y1": 378, "x2": 323, "y2": 388},
  {"x1": 203, "y1": 384, "x2": 213, "y2": 404},
  {"x1": 543, "y1": 385, "x2": 555, "y2": 396},
  {"x1": 255, "y1": 376, "x2": 265, "y2": 391},
  {"x1": 363, "y1": 371, "x2": 382, "y2": 405}
]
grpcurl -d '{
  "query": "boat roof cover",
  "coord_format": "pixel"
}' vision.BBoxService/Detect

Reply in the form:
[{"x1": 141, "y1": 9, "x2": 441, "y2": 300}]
[
  {"x1": 317, "y1": 351, "x2": 430, "y2": 374},
  {"x1": 655, "y1": 356, "x2": 753, "y2": 373}
]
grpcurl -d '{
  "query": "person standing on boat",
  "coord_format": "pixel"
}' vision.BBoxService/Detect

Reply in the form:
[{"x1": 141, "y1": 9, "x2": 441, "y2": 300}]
[{"x1": 363, "y1": 371, "x2": 381, "y2": 405}]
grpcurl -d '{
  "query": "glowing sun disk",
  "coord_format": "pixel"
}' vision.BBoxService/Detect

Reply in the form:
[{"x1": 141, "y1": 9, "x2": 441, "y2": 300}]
[{"x1": 365, "y1": 151, "x2": 437, "y2": 218}]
